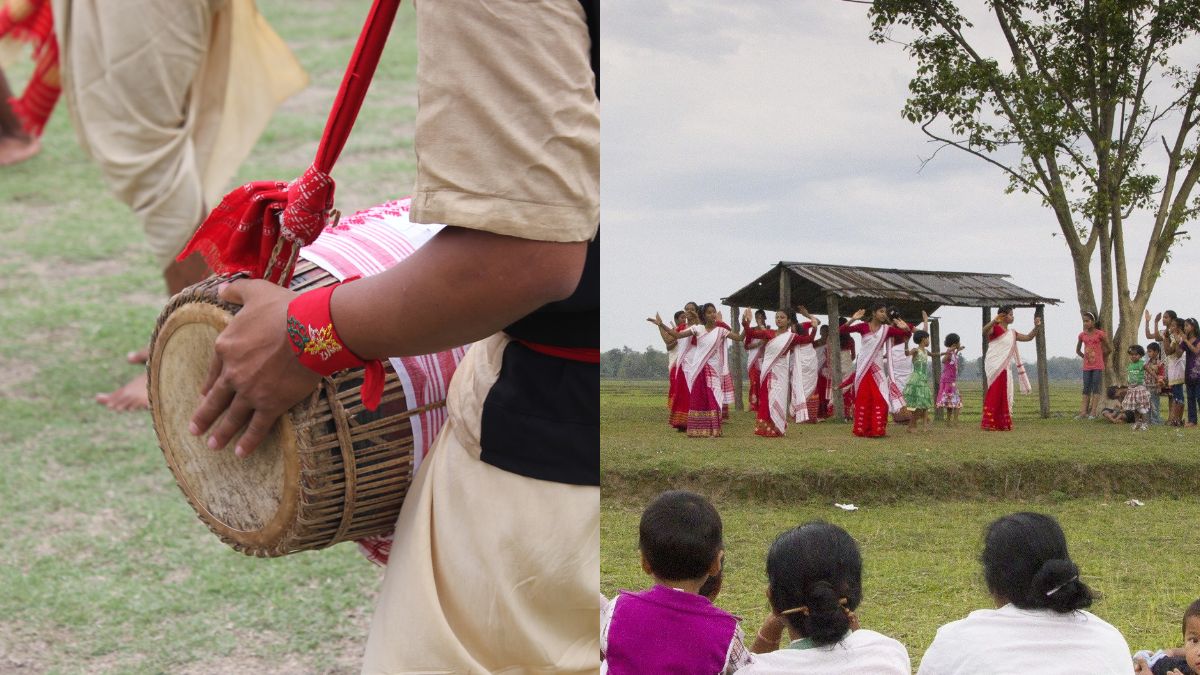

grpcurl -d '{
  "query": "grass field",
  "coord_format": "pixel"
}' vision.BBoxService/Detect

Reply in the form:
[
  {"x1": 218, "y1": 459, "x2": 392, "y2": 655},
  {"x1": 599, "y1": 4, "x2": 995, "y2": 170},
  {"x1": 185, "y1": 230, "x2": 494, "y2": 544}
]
[
  {"x1": 603, "y1": 379, "x2": 1200, "y2": 502},
  {"x1": 1, "y1": 3, "x2": 417, "y2": 672},
  {"x1": 601, "y1": 379, "x2": 1200, "y2": 667}
]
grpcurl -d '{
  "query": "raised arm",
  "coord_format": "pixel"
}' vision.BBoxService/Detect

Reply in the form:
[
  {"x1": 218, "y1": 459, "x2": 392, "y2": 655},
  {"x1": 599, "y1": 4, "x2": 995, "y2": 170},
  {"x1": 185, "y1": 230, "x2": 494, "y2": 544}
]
[
  {"x1": 1015, "y1": 317, "x2": 1043, "y2": 342},
  {"x1": 652, "y1": 314, "x2": 695, "y2": 340},
  {"x1": 982, "y1": 314, "x2": 999, "y2": 337},
  {"x1": 1144, "y1": 310, "x2": 1163, "y2": 341}
]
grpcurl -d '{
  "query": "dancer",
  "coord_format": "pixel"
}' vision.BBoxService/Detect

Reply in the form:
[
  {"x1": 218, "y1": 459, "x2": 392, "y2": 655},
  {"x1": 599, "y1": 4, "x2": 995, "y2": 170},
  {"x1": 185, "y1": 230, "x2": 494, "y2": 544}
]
[
  {"x1": 836, "y1": 317, "x2": 856, "y2": 420},
  {"x1": 839, "y1": 304, "x2": 911, "y2": 438},
  {"x1": 936, "y1": 334, "x2": 965, "y2": 427},
  {"x1": 981, "y1": 307, "x2": 1042, "y2": 431},
  {"x1": 50, "y1": 0, "x2": 307, "y2": 410},
  {"x1": 748, "y1": 308, "x2": 818, "y2": 437},
  {"x1": 650, "y1": 310, "x2": 686, "y2": 410},
  {"x1": 902, "y1": 329, "x2": 934, "y2": 433},
  {"x1": 745, "y1": 309, "x2": 770, "y2": 414},
  {"x1": 1076, "y1": 311, "x2": 1111, "y2": 419},
  {"x1": 658, "y1": 307, "x2": 699, "y2": 430},
  {"x1": 0, "y1": 0, "x2": 59, "y2": 165},
  {"x1": 813, "y1": 325, "x2": 832, "y2": 419},
  {"x1": 655, "y1": 304, "x2": 743, "y2": 437}
]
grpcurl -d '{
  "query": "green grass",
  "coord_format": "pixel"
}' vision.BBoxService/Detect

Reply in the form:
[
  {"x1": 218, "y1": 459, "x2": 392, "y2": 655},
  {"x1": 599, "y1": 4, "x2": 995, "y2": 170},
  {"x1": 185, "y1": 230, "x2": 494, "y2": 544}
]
[
  {"x1": 602, "y1": 496, "x2": 1195, "y2": 667},
  {"x1": 603, "y1": 380, "x2": 1200, "y2": 502},
  {"x1": 601, "y1": 379, "x2": 1200, "y2": 666},
  {"x1": 1, "y1": 2, "x2": 417, "y2": 672}
]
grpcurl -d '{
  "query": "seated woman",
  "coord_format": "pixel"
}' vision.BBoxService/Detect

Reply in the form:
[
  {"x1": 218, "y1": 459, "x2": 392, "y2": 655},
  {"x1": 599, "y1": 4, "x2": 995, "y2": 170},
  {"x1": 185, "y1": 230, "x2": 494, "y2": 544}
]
[
  {"x1": 739, "y1": 522, "x2": 910, "y2": 674},
  {"x1": 917, "y1": 512, "x2": 1132, "y2": 674}
]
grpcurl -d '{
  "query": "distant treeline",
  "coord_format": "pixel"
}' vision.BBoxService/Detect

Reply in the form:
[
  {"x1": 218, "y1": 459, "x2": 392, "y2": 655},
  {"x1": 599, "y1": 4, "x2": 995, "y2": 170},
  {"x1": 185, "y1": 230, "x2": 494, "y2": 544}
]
[{"x1": 601, "y1": 346, "x2": 1088, "y2": 381}]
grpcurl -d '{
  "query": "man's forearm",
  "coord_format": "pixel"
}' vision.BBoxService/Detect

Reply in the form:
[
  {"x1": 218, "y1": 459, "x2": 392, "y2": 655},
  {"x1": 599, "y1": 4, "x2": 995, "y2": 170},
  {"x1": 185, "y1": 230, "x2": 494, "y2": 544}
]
[{"x1": 332, "y1": 226, "x2": 588, "y2": 359}]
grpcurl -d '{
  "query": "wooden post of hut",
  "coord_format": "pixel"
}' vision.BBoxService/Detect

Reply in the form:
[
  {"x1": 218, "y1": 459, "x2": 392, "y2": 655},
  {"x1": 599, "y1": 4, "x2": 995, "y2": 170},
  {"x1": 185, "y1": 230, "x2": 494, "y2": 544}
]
[
  {"x1": 1034, "y1": 304, "x2": 1050, "y2": 418},
  {"x1": 729, "y1": 304, "x2": 744, "y2": 411},
  {"x1": 930, "y1": 316, "x2": 943, "y2": 421},
  {"x1": 779, "y1": 265, "x2": 792, "y2": 312},
  {"x1": 826, "y1": 293, "x2": 844, "y2": 421},
  {"x1": 980, "y1": 306, "x2": 990, "y2": 383}
]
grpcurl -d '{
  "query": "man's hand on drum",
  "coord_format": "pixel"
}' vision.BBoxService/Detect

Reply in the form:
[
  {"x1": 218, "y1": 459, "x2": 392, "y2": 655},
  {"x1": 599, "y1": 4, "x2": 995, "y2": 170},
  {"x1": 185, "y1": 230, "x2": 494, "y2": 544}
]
[{"x1": 189, "y1": 279, "x2": 322, "y2": 458}]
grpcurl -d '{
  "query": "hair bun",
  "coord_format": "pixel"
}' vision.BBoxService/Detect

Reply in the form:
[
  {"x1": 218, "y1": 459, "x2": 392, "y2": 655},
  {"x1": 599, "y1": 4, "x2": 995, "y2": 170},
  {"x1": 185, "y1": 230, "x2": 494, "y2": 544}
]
[{"x1": 1031, "y1": 559, "x2": 1092, "y2": 612}]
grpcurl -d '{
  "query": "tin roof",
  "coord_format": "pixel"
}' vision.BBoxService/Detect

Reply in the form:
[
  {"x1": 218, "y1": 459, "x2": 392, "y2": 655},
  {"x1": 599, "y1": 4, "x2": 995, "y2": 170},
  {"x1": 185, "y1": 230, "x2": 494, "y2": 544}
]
[{"x1": 722, "y1": 262, "x2": 1059, "y2": 316}]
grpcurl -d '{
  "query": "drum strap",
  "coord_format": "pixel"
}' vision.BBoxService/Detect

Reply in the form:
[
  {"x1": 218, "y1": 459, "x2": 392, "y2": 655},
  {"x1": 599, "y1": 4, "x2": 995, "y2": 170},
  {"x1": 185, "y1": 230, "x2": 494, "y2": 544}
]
[{"x1": 177, "y1": 0, "x2": 403, "y2": 285}]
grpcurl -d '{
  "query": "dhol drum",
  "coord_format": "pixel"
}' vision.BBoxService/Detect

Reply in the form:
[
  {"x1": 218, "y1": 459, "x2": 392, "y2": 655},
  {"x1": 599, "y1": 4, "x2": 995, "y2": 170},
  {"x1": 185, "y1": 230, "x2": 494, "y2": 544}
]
[{"x1": 148, "y1": 259, "x2": 436, "y2": 557}]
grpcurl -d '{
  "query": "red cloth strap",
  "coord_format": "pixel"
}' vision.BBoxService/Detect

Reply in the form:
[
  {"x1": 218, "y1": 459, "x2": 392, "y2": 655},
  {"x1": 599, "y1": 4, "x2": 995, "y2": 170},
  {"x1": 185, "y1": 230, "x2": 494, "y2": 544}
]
[
  {"x1": 178, "y1": 0, "x2": 403, "y2": 285},
  {"x1": 515, "y1": 339, "x2": 601, "y2": 364},
  {"x1": 287, "y1": 278, "x2": 386, "y2": 411}
]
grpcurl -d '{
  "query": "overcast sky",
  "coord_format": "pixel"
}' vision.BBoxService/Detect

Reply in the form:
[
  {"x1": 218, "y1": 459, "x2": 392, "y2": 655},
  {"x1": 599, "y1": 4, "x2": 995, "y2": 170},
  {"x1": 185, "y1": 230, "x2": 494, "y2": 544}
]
[{"x1": 600, "y1": 0, "x2": 1200, "y2": 359}]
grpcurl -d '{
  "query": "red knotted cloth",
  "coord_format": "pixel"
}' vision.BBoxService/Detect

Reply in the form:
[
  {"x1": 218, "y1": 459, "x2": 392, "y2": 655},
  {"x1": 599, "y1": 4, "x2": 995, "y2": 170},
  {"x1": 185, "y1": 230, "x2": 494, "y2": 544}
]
[
  {"x1": 177, "y1": 0, "x2": 402, "y2": 407},
  {"x1": 0, "y1": 0, "x2": 61, "y2": 137}
]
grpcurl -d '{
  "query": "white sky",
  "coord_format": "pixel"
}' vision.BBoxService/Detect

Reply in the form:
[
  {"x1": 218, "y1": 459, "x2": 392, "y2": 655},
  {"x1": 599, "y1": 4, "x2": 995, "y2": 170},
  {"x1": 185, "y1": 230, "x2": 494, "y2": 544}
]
[{"x1": 600, "y1": 0, "x2": 1200, "y2": 358}]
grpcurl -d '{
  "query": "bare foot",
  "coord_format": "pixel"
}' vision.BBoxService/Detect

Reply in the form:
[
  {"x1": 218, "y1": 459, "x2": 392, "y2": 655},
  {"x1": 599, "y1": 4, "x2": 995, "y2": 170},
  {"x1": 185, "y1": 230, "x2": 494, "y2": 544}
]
[
  {"x1": 127, "y1": 346, "x2": 150, "y2": 365},
  {"x1": 0, "y1": 135, "x2": 40, "y2": 166},
  {"x1": 95, "y1": 372, "x2": 149, "y2": 411}
]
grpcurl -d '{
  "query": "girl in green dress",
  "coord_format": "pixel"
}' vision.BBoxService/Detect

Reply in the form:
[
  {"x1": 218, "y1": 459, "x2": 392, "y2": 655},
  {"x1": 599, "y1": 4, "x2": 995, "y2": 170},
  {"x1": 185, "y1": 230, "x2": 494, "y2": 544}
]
[{"x1": 903, "y1": 330, "x2": 934, "y2": 432}]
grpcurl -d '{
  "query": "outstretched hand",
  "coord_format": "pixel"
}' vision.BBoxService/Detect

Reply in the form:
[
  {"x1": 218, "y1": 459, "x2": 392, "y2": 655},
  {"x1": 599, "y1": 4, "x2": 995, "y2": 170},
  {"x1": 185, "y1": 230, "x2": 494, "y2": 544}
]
[
  {"x1": 188, "y1": 279, "x2": 323, "y2": 458},
  {"x1": 851, "y1": 308, "x2": 866, "y2": 320}
]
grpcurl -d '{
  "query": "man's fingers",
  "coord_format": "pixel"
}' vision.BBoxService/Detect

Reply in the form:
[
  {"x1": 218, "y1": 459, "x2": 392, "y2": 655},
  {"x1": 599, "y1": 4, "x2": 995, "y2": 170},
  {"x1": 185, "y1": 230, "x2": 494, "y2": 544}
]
[
  {"x1": 199, "y1": 352, "x2": 223, "y2": 397},
  {"x1": 234, "y1": 410, "x2": 280, "y2": 458},
  {"x1": 190, "y1": 378, "x2": 236, "y2": 437},
  {"x1": 207, "y1": 396, "x2": 255, "y2": 451},
  {"x1": 217, "y1": 278, "x2": 259, "y2": 305}
]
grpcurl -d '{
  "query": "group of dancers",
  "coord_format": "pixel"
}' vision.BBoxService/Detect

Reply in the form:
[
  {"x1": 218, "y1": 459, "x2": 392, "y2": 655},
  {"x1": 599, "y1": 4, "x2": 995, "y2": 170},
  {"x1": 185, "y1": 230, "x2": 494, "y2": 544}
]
[{"x1": 650, "y1": 301, "x2": 1043, "y2": 438}]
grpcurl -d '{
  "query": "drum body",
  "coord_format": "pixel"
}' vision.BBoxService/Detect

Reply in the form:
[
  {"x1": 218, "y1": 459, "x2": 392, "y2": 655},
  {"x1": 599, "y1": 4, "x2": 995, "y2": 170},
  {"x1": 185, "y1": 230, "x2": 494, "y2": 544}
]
[{"x1": 148, "y1": 261, "x2": 424, "y2": 557}]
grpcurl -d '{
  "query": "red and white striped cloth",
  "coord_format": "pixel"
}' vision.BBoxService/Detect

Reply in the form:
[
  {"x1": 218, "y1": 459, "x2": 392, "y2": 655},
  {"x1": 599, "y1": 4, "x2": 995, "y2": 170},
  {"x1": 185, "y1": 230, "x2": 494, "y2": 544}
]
[{"x1": 299, "y1": 198, "x2": 468, "y2": 566}]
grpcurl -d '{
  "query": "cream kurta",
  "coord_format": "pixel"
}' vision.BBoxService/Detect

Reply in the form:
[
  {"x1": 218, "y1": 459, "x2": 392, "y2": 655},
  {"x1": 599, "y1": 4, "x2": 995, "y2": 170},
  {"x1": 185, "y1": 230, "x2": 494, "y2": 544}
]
[{"x1": 51, "y1": 0, "x2": 306, "y2": 267}]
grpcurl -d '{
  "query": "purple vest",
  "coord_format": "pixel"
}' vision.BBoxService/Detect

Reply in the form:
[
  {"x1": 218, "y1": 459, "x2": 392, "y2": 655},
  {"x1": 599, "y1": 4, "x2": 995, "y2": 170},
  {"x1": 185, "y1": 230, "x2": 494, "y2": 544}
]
[{"x1": 606, "y1": 585, "x2": 738, "y2": 674}]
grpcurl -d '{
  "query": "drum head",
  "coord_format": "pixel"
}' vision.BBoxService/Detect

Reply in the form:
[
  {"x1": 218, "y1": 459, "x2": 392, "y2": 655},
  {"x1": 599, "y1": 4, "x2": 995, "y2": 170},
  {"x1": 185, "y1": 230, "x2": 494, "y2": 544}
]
[{"x1": 149, "y1": 298, "x2": 300, "y2": 555}]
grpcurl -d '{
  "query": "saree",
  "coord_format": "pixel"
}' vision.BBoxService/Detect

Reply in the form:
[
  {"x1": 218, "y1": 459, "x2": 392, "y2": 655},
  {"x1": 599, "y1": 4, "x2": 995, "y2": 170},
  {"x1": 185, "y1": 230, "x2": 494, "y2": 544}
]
[
  {"x1": 982, "y1": 325, "x2": 1031, "y2": 431},
  {"x1": 683, "y1": 325, "x2": 729, "y2": 437}
]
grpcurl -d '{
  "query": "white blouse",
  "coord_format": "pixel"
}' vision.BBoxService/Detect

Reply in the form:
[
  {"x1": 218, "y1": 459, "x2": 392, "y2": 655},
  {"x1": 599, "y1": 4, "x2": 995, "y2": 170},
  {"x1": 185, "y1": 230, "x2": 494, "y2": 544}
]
[
  {"x1": 917, "y1": 604, "x2": 1131, "y2": 675},
  {"x1": 736, "y1": 629, "x2": 911, "y2": 674}
]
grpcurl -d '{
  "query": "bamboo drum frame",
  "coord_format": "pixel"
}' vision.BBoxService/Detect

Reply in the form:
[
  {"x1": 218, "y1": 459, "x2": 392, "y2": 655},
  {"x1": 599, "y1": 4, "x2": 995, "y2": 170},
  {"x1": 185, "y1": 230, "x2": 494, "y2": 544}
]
[{"x1": 148, "y1": 261, "x2": 439, "y2": 557}]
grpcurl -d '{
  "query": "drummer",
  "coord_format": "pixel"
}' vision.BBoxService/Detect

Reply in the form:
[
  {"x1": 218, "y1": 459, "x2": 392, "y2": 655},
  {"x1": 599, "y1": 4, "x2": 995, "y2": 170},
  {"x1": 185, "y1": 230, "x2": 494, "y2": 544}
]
[{"x1": 187, "y1": 1, "x2": 599, "y2": 672}]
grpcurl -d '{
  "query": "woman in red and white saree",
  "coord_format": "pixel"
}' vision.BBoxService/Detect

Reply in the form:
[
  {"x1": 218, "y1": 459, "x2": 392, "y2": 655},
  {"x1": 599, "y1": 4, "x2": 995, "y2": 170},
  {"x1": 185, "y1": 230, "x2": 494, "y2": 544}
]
[
  {"x1": 753, "y1": 310, "x2": 821, "y2": 436},
  {"x1": 981, "y1": 307, "x2": 1042, "y2": 431},
  {"x1": 651, "y1": 309, "x2": 686, "y2": 411},
  {"x1": 660, "y1": 308, "x2": 699, "y2": 430},
  {"x1": 744, "y1": 308, "x2": 771, "y2": 414},
  {"x1": 656, "y1": 303, "x2": 742, "y2": 437},
  {"x1": 839, "y1": 305, "x2": 911, "y2": 438}
]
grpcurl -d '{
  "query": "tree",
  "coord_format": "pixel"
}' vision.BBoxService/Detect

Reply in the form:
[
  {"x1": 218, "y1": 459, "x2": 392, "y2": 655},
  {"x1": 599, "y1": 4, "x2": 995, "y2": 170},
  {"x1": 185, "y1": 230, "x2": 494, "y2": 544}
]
[{"x1": 869, "y1": 0, "x2": 1200, "y2": 383}]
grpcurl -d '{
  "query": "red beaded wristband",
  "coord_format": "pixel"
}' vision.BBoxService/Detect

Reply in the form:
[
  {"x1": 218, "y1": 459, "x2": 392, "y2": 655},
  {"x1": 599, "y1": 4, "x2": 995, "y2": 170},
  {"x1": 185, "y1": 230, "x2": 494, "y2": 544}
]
[{"x1": 286, "y1": 277, "x2": 385, "y2": 411}]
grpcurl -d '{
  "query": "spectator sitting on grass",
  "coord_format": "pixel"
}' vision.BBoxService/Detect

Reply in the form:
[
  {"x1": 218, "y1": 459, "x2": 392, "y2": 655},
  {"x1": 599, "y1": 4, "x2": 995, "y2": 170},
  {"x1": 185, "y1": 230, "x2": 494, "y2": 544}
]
[
  {"x1": 740, "y1": 521, "x2": 910, "y2": 674},
  {"x1": 1100, "y1": 386, "x2": 1135, "y2": 424},
  {"x1": 600, "y1": 490, "x2": 750, "y2": 674},
  {"x1": 1134, "y1": 598, "x2": 1200, "y2": 675},
  {"x1": 917, "y1": 512, "x2": 1132, "y2": 674}
]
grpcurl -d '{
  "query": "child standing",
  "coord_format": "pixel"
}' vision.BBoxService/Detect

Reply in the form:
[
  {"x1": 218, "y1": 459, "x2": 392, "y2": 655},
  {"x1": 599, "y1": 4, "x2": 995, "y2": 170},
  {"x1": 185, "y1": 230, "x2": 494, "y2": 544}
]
[
  {"x1": 1123, "y1": 345, "x2": 1151, "y2": 431},
  {"x1": 1145, "y1": 342, "x2": 1165, "y2": 425},
  {"x1": 600, "y1": 491, "x2": 750, "y2": 674},
  {"x1": 903, "y1": 330, "x2": 934, "y2": 433},
  {"x1": 936, "y1": 333, "x2": 965, "y2": 427},
  {"x1": 1076, "y1": 312, "x2": 1111, "y2": 419}
]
